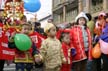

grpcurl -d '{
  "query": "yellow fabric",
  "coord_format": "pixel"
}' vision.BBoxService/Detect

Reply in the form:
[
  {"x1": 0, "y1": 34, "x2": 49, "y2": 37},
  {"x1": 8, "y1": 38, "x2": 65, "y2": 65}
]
[
  {"x1": 15, "y1": 51, "x2": 34, "y2": 63},
  {"x1": 44, "y1": 23, "x2": 54, "y2": 34},
  {"x1": 40, "y1": 37, "x2": 65, "y2": 69}
]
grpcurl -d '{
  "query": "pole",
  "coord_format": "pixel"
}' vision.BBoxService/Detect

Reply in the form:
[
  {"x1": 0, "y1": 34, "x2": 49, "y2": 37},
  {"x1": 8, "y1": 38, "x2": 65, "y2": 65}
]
[
  {"x1": 63, "y1": 0, "x2": 66, "y2": 22},
  {"x1": 103, "y1": 0, "x2": 108, "y2": 12},
  {"x1": 63, "y1": 5, "x2": 66, "y2": 22},
  {"x1": 78, "y1": 0, "x2": 83, "y2": 13}
]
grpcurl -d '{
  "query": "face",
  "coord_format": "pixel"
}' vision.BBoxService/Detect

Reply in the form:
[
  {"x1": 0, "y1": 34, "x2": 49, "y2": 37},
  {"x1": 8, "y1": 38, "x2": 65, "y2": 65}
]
[
  {"x1": 21, "y1": 18, "x2": 27, "y2": 24},
  {"x1": 48, "y1": 26, "x2": 57, "y2": 37},
  {"x1": 23, "y1": 18, "x2": 27, "y2": 23},
  {"x1": 78, "y1": 17, "x2": 86, "y2": 26},
  {"x1": 21, "y1": 25, "x2": 31, "y2": 34},
  {"x1": 62, "y1": 34, "x2": 70, "y2": 44}
]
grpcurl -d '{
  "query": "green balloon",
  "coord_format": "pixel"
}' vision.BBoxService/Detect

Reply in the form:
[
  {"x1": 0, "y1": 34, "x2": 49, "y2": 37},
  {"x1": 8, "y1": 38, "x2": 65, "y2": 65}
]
[{"x1": 14, "y1": 34, "x2": 32, "y2": 51}]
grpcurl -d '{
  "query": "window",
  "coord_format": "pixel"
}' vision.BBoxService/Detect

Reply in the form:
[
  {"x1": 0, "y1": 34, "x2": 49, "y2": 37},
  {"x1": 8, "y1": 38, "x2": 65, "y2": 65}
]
[
  {"x1": 92, "y1": 0, "x2": 103, "y2": 6},
  {"x1": 66, "y1": 8, "x2": 78, "y2": 22},
  {"x1": 53, "y1": 0, "x2": 62, "y2": 8}
]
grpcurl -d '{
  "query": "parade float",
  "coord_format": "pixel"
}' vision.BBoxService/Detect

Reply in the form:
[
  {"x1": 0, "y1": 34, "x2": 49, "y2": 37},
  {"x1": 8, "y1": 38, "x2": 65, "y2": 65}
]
[
  {"x1": 3, "y1": 0, "x2": 41, "y2": 31},
  {"x1": 4, "y1": 0, "x2": 24, "y2": 32},
  {"x1": 4, "y1": 0, "x2": 24, "y2": 21},
  {"x1": 0, "y1": 0, "x2": 41, "y2": 60}
]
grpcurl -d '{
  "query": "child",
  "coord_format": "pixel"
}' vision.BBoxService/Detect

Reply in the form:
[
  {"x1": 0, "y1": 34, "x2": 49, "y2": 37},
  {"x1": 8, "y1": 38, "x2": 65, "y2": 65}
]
[
  {"x1": 94, "y1": 12, "x2": 106, "y2": 36},
  {"x1": 40, "y1": 23, "x2": 66, "y2": 71},
  {"x1": 70, "y1": 12, "x2": 92, "y2": 71},
  {"x1": 99, "y1": 13, "x2": 108, "y2": 71},
  {"x1": 93, "y1": 13, "x2": 106, "y2": 71},
  {"x1": 60, "y1": 30, "x2": 74, "y2": 71},
  {"x1": 29, "y1": 24, "x2": 46, "y2": 71},
  {"x1": 8, "y1": 23, "x2": 41, "y2": 71}
]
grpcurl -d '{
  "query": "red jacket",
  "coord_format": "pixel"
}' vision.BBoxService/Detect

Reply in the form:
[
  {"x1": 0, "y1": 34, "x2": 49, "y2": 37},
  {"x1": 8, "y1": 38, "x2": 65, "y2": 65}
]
[
  {"x1": 70, "y1": 26, "x2": 92, "y2": 62},
  {"x1": 0, "y1": 24, "x2": 15, "y2": 60},
  {"x1": 61, "y1": 42, "x2": 72, "y2": 71},
  {"x1": 29, "y1": 32, "x2": 46, "y2": 49}
]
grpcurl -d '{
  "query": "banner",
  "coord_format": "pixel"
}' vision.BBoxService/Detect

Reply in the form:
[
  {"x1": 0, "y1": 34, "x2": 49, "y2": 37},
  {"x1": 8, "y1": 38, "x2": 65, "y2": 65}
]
[
  {"x1": 0, "y1": 30, "x2": 15, "y2": 60},
  {"x1": 0, "y1": 45, "x2": 15, "y2": 60}
]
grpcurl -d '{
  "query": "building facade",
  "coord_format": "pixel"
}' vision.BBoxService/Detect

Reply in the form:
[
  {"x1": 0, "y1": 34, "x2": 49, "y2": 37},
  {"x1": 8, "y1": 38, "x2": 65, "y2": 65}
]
[
  {"x1": 52, "y1": 0, "x2": 108, "y2": 25},
  {"x1": 38, "y1": 15, "x2": 52, "y2": 28}
]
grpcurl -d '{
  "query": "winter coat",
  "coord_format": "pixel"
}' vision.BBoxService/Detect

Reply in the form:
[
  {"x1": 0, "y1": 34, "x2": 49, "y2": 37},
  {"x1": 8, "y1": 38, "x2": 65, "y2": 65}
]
[
  {"x1": 61, "y1": 42, "x2": 72, "y2": 71},
  {"x1": 70, "y1": 25, "x2": 92, "y2": 62}
]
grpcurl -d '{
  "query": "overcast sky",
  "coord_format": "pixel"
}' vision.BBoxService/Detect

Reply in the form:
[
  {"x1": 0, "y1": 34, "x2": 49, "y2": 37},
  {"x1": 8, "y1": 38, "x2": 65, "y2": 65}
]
[
  {"x1": 37, "y1": 0, "x2": 52, "y2": 20},
  {"x1": 25, "y1": 0, "x2": 52, "y2": 20}
]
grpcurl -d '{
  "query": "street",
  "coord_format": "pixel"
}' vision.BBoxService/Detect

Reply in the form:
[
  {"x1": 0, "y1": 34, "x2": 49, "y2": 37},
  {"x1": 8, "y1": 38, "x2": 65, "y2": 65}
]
[{"x1": 4, "y1": 63, "x2": 15, "y2": 71}]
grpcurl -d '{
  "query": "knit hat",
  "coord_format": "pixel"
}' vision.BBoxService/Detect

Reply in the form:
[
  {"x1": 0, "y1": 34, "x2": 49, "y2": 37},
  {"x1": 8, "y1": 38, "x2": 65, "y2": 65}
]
[
  {"x1": 44, "y1": 23, "x2": 55, "y2": 34},
  {"x1": 75, "y1": 12, "x2": 88, "y2": 22}
]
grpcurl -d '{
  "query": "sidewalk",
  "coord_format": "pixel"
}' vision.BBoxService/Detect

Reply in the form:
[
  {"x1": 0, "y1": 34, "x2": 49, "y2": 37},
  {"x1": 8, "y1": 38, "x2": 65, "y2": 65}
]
[{"x1": 4, "y1": 63, "x2": 15, "y2": 71}]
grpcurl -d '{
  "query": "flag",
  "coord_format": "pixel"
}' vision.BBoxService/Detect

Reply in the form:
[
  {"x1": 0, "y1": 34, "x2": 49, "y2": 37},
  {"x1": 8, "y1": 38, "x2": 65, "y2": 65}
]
[{"x1": 0, "y1": 26, "x2": 15, "y2": 60}]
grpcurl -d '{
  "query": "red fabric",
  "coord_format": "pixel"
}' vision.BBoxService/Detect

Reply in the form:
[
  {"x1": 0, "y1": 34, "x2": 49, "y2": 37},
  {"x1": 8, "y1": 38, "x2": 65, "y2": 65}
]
[
  {"x1": 70, "y1": 26, "x2": 92, "y2": 62},
  {"x1": 29, "y1": 32, "x2": 46, "y2": 49},
  {"x1": 56, "y1": 29, "x2": 71, "y2": 39},
  {"x1": 7, "y1": 27, "x2": 16, "y2": 36},
  {"x1": 15, "y1": 47, "x2": 33, "y2": 60},
  {"x1": 61, "y1": 42, "x2": 72, "y2": 71},
  {"x1": 0, "y1": 23, "x2": 3, "y2": 27},
  {"x1": 87, "y1": 27, "x2": 92, "y2": 60},
  {"x1": 56, "y1": 29, "x2": 63, "y2": 39},
  {"x1": 0, "y1": 30, "x2": 15, "y2": 60},
  {"x1": 61, "y1": 64, "x2": 71, "y2": 71}
]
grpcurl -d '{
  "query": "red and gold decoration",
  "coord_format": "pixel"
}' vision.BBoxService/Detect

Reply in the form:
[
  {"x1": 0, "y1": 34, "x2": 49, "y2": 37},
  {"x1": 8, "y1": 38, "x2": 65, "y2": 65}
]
[
  {"x1": 2, "y1": 0, "x2": 24, "y2": 33},
  {"x1": 4, "y1": 0, "x2": 24, "y2": 25}
]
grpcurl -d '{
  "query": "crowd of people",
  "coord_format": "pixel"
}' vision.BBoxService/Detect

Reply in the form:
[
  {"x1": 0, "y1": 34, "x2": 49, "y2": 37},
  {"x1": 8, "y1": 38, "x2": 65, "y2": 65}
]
[{"x1": 0, "y1": 8, "x2": 108, "y2": 71}]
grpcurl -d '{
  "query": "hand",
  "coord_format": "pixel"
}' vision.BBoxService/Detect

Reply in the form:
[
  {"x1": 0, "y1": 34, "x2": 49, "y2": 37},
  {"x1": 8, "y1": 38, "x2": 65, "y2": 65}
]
[
  {"x1": 35, "y1": 56, "x2": 42, "y2": 63},
  {"x1": 62, "y1": 58, "x2": 67, "y2": 64},
  {"x1": 11, "y1": 32, "x2": 16, "y2": 37},
  {"x1": 71, "y1": 48, "x2": 76, "y2": 56}
]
